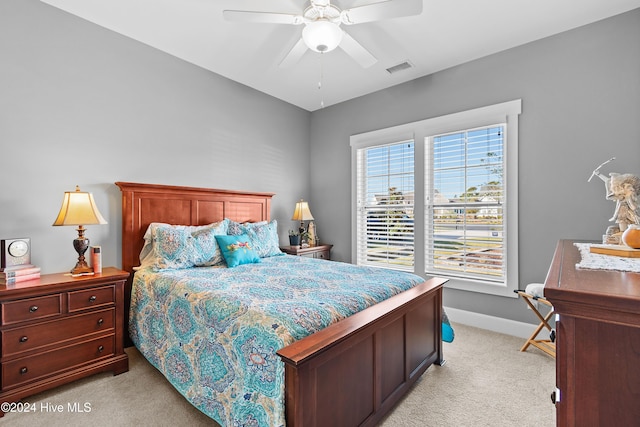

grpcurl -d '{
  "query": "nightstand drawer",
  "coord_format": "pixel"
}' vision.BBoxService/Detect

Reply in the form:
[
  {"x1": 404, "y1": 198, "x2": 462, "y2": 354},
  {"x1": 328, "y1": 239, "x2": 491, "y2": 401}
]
[
  {"x1": 1, "y1": 294, "x2": 62, "y2": 325},
  {"x1": 301, "y1": 250, "x2": 330, "y2": 259},
  {"x1": 2, "y1": 308, "x2": 115, "y2": 358},
  {"x1": 280, "y1": 244, "x2": 332, "y2": 260},
  {"x1": 68, "y1": 285, "x2": 115, "y2": 312},
  {"x1": 2, "y1": 334, "x2": 115, "y2": 390}
]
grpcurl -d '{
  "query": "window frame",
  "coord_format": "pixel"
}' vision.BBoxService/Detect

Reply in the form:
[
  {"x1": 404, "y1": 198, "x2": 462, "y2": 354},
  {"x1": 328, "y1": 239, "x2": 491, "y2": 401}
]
[{"x1": 351, "y1": 100, "x2": 521, "y2": 297}]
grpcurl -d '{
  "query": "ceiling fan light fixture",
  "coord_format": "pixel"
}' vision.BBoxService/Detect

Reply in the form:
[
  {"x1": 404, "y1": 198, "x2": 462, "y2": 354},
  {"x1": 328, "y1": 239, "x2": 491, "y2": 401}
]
[{"x1": 302, "y1": 20, "x2": 343, "y2": 53}]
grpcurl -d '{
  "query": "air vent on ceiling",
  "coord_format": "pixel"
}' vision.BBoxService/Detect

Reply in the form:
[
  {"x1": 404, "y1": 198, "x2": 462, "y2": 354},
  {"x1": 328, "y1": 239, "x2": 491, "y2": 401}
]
[{"x1": 386, "y1": 61, "x2": 413, "y2": 74}]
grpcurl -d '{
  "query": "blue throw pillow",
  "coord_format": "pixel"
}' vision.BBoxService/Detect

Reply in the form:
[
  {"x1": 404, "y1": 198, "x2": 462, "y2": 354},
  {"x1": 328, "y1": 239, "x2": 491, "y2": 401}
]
[{"x1": 215, "y1": 234, "x2": 261, "y2": 268}]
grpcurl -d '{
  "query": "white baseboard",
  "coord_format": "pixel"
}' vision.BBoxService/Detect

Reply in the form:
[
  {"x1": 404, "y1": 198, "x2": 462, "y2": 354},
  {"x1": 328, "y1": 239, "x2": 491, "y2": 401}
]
[{"x1": 444, "y1": 306, "x2": 548, "y2": 339}]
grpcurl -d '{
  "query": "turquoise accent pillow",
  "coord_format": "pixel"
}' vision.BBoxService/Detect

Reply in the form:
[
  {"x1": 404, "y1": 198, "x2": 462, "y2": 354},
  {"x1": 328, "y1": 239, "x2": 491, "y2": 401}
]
[{"x1": 215, "y1": 234, "x2": 261, "y2": 267}]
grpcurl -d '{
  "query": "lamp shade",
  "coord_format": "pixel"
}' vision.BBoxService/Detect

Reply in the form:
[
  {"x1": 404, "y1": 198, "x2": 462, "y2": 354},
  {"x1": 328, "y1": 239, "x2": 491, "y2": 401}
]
[
  {"x1": 53, "y1": 186, "x2": 107, "y2": 226},
  {"x1": 292, "y1": 200, "x2": 314, "y2": 222},
  {"x1": 302, "y1": 20, "x2": 343, "y2": 53}
]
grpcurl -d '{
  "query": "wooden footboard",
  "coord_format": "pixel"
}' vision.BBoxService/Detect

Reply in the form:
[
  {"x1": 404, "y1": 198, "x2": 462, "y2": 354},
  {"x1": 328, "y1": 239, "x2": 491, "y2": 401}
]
[{"x1": 278, "y1": 277, "x2": 446, "y2": 427}]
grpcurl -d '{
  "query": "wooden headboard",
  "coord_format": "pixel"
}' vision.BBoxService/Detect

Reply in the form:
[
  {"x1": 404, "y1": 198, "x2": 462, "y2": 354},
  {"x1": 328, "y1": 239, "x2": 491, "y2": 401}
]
[
  {"x1": 115, "y1": 182, "x2": 274, "y2": 274},
  {"x1": 115, "y1": 182, "x2": 274, "y2": 344}
]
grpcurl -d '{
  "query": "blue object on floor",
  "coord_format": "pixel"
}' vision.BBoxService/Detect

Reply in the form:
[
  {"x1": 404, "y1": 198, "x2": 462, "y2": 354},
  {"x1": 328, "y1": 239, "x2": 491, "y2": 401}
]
[{"x1": 442, "y1": 311, "x2": 454, "y2": 343}]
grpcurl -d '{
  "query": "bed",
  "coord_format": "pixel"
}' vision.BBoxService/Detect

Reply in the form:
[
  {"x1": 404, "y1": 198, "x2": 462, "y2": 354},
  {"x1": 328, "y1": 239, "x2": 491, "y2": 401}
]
[{"x1": 116, "y1": 181, "x2": 448, "y2": 427}]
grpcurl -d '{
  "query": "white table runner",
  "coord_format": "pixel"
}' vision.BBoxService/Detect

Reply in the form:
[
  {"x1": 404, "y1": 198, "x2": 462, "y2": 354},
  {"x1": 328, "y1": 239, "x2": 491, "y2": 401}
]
[{"x1": 574, "y1": 242, "x2": 640, "y2": 273}]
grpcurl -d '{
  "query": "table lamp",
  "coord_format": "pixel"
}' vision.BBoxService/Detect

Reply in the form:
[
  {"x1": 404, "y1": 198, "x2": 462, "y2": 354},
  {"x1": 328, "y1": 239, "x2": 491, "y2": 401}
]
[
  {"x1": 292, "y1": 199, "x2": 314, "y2": 243},
  {"x1": 53, "y1": 186, "x2": 107, "y2": 274}
]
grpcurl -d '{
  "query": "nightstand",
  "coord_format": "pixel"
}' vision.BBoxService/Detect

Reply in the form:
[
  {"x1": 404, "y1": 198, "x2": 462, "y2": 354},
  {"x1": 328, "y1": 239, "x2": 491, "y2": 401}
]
[
  {"x1": 0, "y1": 267, "x2": 129, "y2": 417},
  {"x1": 281, "y1": 244, "x2": 333, "y2": 260}
]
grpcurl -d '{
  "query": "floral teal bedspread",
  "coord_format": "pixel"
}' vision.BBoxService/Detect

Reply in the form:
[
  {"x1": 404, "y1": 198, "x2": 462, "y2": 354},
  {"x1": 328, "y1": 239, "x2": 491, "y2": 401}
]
[{"x1": 129, "y1": 255, "x2": 430, "y2": 426}]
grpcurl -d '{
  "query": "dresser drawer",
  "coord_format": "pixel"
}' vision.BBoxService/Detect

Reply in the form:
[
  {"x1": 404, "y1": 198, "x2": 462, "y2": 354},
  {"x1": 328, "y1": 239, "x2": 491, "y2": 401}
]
[
  {"x1": 68, "y1": 285, "x2": 115, "y2": 312},
  {"x1": 1, "y1": 294, "x2": 62, "y2": 325},
  {"x1": 2, "y1": 308, "x2": 115, "y2": 358},
  {"x1": 2, "y1": 335, "x2": 115, "y2": 390}
]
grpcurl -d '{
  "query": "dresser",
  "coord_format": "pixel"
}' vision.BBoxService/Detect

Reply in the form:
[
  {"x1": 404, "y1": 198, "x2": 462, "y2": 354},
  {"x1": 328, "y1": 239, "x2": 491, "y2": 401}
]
[
  {"x1": 0, "y1": 267, "x2": 129, "y2": 416},
  {"x1": 544, "y1": 240, "x2": 640, "y2": 427},
  {"x1": 280, "y1": 243, "x2": 332, "y2": 260}
]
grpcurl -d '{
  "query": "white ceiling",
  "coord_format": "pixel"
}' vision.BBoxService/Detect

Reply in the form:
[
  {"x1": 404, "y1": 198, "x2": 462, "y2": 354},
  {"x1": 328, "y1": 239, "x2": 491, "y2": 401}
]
[{"x1": 41, "y1": 0, "x2": 640, "y2": 112}]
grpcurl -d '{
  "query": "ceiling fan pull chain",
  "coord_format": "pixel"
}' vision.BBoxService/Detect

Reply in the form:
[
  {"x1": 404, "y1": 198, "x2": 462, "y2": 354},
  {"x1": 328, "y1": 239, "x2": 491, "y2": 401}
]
[{"x1": 319, "y1": 53, "x2": 325, "y2": 108}]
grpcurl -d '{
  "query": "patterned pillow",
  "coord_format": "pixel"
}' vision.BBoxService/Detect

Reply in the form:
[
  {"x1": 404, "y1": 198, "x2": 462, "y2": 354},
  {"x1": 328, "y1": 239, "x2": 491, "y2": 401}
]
[
  {"x1": 191, "y1": 220, "x2": 229, "y2": 266},
  {"x1": 226, "y1": 219, "x2": 282, "y2": 258},
  {"x1": 139, "y1": 220, "x2": 229, "y2": 270},
  {"x1": 227, "y1": 219, "x2": 267, "y2": 236},
  {"x1": 140, "y1": 223, "x2": 194, "y2": 270},
  {"x1": 244, "y1": 220, "x2": 283, "y2": 258},
  {"x1": 215, "y1": 234, "x2": 261, "y2": 267}
]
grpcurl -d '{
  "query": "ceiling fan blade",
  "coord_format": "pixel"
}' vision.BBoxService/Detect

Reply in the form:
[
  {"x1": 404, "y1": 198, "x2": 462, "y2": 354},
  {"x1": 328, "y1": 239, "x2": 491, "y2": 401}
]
[
  {"x1": 339, "y1": 31, "x2": 377, "y2": 68},
  {"x1": 341, "y1": 0, "x2": 423, "y2": 25},
  {"x1": 223, "y1": 10, "x2": 303, "y2": 25},
  {"x1": 279, "y1": 38, "x2": 309, "y2": 68}
]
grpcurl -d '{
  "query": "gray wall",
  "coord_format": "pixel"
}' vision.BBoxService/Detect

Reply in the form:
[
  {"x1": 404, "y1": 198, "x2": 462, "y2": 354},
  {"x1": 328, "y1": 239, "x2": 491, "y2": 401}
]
[
  {"x1": 0, "y1": 0, "x2": 310, "y2": 274},
  {"x1": 310, "y1": 9, "x2": 640, "y2": 323},
  {"x1": 2, "y1": 0, "x2": 639, "y2": 325}
]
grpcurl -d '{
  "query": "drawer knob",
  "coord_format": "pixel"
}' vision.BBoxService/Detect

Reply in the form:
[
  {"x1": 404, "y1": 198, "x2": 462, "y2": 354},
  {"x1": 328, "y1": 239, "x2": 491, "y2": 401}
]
[
  {"x1": 89, "y1": 295, "x2": 97, "y2": 302},
  {"x1": 20, "y1": 367, "x2": 28, "y2": 375},
  {"x1": 550, "y1": 329, "x2": 556, "y2": 343},
  {"x1": 98, "y1": 345, "x2": 104, "y2": 353},
  {"x1": 19, "y1": 336, "x2": 28, "y2": 343},
  {"x1": 97, "y1": 318, "x2": 104, "y2": 326},
  {"x1": 29, "y1": 305, "x2": 38, "y2": 313}
]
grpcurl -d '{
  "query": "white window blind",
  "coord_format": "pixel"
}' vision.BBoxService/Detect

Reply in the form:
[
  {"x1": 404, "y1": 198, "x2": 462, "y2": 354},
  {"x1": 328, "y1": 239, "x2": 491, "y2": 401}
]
[
  {"x1": 356, "y1": 141, "x2": 415, "y2": 270},
  {"x1": 425, "y1": 125, "x2": 505, "y2": 282}
]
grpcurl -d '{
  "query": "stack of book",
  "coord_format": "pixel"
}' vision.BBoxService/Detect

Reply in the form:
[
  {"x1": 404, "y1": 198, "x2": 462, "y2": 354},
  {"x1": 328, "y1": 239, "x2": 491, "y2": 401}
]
[{"x1": 0, "y1": 264, "x2": 41, "y2": 285}]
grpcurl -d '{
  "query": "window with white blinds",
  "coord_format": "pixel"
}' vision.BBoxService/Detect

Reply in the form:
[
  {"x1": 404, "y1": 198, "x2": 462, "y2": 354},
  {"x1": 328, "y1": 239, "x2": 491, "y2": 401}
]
[
  {"x1": 425, "y1": 125, "x2": 505, "y2": 282},
  {"x1": 351, "y1": 100, "x2": 520, "y2": 297},
  {"x1": 355, "y1": 141, "x2": 415, "y2": 271}
]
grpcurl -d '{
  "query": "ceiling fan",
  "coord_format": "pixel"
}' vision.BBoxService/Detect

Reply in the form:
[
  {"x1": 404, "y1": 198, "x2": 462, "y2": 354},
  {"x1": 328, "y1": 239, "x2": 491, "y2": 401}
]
[{"x1": 223, "y1": 0, "x2": 423, "y2": 69}]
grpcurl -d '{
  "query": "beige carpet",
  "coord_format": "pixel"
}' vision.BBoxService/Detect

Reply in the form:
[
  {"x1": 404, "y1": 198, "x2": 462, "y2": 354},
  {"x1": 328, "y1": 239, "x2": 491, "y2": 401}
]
[{"x1": 2, "y1": 323, "x2": 555, "y2": 426}]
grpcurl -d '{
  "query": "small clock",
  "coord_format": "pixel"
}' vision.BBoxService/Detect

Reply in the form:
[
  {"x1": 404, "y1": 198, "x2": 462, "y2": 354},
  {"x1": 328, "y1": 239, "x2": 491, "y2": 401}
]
[{"x1": 1, "y1": 238, "x2": 31, "y2": 269}]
